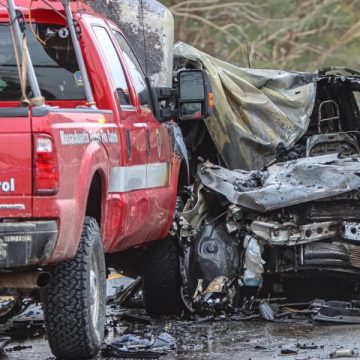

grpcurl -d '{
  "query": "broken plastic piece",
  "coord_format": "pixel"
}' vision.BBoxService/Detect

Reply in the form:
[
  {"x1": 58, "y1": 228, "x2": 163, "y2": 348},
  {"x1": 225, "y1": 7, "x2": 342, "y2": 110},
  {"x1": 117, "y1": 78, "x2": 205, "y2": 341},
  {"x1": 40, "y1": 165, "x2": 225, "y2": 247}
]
[
  {"x1": 297, "y1": 343, "x2": 318, "y2": 350},
  {"x1": 243, "y1": 236, "x2": 264, "y2": 287},
  {"x1": 311, "y1": 300, "x2": 360, "y2": 324},
  {"x1": 192, "y1": 276, "x2": 235, "y2": 314},
  {"x1": 259, "y1": 302, "x2": 275, "y2": 321},
  {"x1": 101, "y1": 333, "x2": 175, "y2": 359},
  {"x1": 0, "y1": 337, "x2": 11, "y2": 351},
  {"x1": 330, "y1": 349, "x2": 355, "y2": 358},
  {"x1": 280, "y1": 348, "x2": 298, "y2": 355}
]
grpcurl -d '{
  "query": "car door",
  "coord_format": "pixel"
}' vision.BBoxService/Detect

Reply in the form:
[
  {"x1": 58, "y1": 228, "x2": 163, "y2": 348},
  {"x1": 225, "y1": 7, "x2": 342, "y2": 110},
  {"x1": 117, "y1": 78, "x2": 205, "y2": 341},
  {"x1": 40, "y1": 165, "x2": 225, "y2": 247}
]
[
  {"x1": 112, "y1": 30, "x2": 174, "y2": 240},
  {"x1": 91, "y1": 24, "x2": 150, "y2": 249}
]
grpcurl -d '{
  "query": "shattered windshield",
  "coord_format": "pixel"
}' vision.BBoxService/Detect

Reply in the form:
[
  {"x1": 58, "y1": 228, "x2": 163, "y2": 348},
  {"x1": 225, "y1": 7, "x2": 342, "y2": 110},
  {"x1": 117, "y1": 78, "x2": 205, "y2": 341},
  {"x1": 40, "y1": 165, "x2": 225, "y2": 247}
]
[{"x1": 0, "y1": 23, "x2": 86, "y2": 101}]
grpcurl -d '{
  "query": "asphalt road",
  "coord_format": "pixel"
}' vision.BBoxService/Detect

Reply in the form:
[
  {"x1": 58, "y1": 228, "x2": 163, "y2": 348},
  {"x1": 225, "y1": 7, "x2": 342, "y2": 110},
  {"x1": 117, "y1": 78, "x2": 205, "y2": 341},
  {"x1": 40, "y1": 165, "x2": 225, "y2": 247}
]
[{"x1": 1, "y1": 277, "x2": 360, "y2": 360}]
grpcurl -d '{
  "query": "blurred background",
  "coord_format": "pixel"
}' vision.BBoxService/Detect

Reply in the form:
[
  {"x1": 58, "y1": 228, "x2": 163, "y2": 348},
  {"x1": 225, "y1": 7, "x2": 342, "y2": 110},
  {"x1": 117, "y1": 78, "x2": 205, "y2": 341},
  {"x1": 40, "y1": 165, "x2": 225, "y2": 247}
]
[{"x1": 161, "y1": 0, "x2": 360, "y2": 71}]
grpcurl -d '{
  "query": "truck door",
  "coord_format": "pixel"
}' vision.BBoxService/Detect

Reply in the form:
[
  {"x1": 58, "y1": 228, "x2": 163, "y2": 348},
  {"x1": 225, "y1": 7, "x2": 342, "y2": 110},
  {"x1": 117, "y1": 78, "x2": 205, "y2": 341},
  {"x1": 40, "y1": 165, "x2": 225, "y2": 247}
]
[
  {"x1": 91, "y1": 25, "x2": 150, "y2": 248},
  {"x1": 112, "y1": 31, "x2": 174, "y2": 240}
]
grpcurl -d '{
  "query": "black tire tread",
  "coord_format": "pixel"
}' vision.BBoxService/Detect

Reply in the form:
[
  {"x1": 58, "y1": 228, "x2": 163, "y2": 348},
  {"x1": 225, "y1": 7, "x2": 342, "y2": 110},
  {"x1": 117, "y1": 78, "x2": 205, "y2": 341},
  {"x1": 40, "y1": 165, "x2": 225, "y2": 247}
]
[
  {"x1": 42, "y1": 216, "x2": 105, "y2": 359},
  {"x1": 142, "y1": 237, "x2": 183, "y2": 316}
]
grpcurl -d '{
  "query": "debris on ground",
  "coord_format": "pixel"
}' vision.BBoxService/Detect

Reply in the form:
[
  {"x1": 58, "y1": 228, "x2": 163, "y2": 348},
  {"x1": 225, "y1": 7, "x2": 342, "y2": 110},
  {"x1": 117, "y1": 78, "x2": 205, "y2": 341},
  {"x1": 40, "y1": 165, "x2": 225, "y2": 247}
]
[
  {"x1": 192, "y1": 276, "x2": 236, "y2": 314},
  {"x1": 0, "y1": 336, "x2": 10, "y2": 351},
  {"x1": 245, "y1": 298, "x2": 360, "y2": 325},
  {"x1": 280, "y1": 347, "x2": 298, "y2": 355},
  {"x1": 107, "y1": 276, "x2": 143, "y2": 309},
  {"x1": 297, "y1": 342, "x2": 318, "y2": 350},
  {"x1": 101, "y1": 333, "x2": 176, "y2": 359},
  {"x1": 330, "y1": 349, "x2": 356, "y2": 358},
  {"x1": 311, "y1": 300, "x2": 360, "y2": 324},
  {"x1": 120, "y1": 310, "x2": 152, "y2": 325},
  {"x1": 5, "y1": 344, "x2": 32, "y2": 352},
  {"x1": 0, "y1": 275, "x2": 357, "y2": 359},
  {"x1": 0, "y1": 298, "x2": 23, "y2": 324},
  {"x1": 107, "y1": 275, "x2": 133, "y2": 303},
  {"x1": 258, "y1": 301, "x2": 276, "y2": 321},
  {"x1": 0, "y1": 276, "x2": 357, "y2": 359},
  {"x1": 5, "y1": 303, "x2": 46, "y2": 338},
  {"x1": 115, "y1": 277, "x2": 144, "y2": 308}
]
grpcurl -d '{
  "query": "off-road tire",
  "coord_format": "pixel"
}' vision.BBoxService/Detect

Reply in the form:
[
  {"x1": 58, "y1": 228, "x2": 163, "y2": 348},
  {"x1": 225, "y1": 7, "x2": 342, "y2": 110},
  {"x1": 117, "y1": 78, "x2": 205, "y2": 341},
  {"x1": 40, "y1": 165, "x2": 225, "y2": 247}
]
[
  {"x1": 142, "y1": 236, "x2": 184, "y2": 317},
  {"x1": 42, "y1": 217, "x2": 106, "y2": 359}
]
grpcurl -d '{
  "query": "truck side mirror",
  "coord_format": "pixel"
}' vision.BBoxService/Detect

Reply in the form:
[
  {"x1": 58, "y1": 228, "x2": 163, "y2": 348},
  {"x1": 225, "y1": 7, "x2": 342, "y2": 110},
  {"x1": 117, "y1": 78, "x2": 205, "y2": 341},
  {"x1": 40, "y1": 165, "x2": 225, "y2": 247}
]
[
  {"x1": 178, "y1": 70, "x2": 212, "y2": 121},
  {"x1": 148, "y1": 70, "x2": 213, "y2": 123}
]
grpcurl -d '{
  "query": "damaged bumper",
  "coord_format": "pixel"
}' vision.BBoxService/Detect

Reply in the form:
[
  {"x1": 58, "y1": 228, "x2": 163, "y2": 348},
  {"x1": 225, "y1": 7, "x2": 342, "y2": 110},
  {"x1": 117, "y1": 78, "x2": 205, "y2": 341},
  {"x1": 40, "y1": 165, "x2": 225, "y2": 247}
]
[{"x1": 0, "y1": 221, "x2": 58, "y2": 268}]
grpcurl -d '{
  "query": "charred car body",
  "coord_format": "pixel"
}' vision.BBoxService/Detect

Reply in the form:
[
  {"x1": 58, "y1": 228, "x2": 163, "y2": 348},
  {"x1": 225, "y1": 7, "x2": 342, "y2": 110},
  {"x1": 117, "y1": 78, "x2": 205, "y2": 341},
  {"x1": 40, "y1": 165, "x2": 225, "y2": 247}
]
[{"x1": 153, "y1": 44, "x2": 360, "y2": 315}]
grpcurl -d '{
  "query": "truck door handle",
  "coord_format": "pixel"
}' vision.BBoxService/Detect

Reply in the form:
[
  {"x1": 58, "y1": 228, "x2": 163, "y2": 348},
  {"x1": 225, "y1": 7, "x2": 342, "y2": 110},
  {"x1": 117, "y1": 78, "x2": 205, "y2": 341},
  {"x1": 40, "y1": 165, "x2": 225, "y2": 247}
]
[
  {"x1": 146, "y1": 129, "x2": 151, "y2": 157},
  {"x1": 125, "y1": 130, "x2": 131, "y2": 159}
]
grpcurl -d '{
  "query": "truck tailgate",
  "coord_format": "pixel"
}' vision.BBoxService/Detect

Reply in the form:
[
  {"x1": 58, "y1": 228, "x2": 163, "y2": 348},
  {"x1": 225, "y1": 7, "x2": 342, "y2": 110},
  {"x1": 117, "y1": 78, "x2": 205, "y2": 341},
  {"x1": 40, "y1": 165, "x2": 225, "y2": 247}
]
[{"x1": 0, "y1": 114, "x2": 32, "y2": 217}]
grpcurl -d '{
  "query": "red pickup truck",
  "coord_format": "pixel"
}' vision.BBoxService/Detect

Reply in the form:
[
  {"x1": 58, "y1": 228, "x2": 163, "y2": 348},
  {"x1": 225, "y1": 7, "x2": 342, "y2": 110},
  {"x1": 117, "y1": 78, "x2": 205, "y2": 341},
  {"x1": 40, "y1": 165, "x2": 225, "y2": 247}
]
[{"x1": 0, "y1": 0, "x2": 210, "y2": 358}]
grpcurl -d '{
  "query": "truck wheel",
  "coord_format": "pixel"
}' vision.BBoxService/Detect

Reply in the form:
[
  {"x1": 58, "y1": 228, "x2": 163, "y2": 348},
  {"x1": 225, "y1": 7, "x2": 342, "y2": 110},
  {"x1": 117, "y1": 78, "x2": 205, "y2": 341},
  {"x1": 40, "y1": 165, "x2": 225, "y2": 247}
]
[
  {"x1": 42, "y1": 217, "x2": 106, "y2": 359},
  {"x1": 142, "y1": 236, "x2": 184, "y2": 317}
]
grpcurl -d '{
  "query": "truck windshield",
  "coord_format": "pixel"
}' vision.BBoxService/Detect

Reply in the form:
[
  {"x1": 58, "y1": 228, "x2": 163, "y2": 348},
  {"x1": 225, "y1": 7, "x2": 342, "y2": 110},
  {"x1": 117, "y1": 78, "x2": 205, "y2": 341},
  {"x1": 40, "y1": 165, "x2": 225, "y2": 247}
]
[{"x1": 0, "y1": 23, "x2": 86, "y2": 101}]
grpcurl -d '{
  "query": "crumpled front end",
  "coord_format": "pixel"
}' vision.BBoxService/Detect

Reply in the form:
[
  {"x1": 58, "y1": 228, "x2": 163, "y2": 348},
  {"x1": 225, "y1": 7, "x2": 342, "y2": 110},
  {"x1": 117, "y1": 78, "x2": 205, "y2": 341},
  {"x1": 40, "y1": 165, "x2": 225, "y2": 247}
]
[
  {"x1": 175, "y1": 155, "x2": 360, "y2": 311},
  {"x1": 197, "y1": 152, "x2": 360, "y2": 274},
  {"x1": 173, "y1": 63, "x2": 360, "y2": 312}
]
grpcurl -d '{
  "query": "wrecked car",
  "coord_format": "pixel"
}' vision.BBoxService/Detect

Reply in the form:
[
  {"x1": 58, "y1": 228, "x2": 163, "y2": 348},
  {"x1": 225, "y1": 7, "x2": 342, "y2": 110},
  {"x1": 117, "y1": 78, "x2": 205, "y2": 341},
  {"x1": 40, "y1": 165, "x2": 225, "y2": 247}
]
[{"x1": 141, "y1": 43, "x2": 360, "y2": 316}]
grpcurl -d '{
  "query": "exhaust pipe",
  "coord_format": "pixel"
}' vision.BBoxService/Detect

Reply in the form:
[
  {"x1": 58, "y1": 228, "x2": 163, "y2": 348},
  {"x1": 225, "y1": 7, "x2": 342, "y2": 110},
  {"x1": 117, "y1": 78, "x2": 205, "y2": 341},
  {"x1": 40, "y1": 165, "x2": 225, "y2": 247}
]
[{"x1": 0, "y1": 272, "x2": 51, "y2": 289}]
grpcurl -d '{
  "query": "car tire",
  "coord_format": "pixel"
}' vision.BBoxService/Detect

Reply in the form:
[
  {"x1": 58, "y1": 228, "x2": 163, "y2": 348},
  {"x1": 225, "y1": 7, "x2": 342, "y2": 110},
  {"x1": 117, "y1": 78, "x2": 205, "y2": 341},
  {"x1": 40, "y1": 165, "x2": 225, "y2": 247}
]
[
  {"x1": 142, "y1": 236, "x2": 184, "y2": 317},
  {"x1": 42, "y1": 216, "x2": 106, "y2": 359}
]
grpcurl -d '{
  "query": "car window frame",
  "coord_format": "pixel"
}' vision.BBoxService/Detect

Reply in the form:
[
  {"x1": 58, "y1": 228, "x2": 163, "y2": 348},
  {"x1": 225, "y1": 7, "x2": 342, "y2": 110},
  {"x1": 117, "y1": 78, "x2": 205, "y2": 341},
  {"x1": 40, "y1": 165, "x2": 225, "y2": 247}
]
[
  {"x1": 91, "y1": 24, "x2": 136, "y2": 109},
  {"x1": 111, "y1": 30, "x2": 151, "y2": 110}
]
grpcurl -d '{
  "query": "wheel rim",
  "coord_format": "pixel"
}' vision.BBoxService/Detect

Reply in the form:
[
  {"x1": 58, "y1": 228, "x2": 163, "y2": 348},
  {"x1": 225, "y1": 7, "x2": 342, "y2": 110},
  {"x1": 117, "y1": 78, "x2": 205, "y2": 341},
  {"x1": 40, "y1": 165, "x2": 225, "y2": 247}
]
[{"x1": 90, "y1": 252, "x2": 100, "y2": 336}]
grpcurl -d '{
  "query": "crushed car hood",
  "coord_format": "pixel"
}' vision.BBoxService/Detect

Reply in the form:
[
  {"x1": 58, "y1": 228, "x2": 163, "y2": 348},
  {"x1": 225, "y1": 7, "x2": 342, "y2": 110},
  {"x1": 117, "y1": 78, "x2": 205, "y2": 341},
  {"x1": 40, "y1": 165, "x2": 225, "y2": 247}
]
[
  {"x1": 199, "y1": 154, "x2": 360, "y2": 212},
  {"x1": 174, "y1": 42, "x2": 317, "y2": 170}
]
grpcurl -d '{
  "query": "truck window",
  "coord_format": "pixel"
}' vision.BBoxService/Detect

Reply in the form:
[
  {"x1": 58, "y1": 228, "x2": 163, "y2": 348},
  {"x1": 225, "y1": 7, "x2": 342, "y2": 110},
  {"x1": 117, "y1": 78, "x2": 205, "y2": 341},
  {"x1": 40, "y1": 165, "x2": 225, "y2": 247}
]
[
  {"x1": 0, "y1": 24, "x2": 86, "y2": 101},
  {"x1": 113, "y1": 31, "x2": 150, "y2": 109},
  {"x1": 92, "y1": 26, "x2": 131, "y2": 106}
]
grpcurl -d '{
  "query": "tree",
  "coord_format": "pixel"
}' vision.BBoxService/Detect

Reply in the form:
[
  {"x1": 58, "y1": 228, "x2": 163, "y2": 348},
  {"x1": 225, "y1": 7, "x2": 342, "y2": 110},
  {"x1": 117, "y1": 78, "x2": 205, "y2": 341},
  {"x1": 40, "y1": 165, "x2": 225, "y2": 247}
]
[{"x1": 163, "y1": 0, "x2": 360, "y2": 71}]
